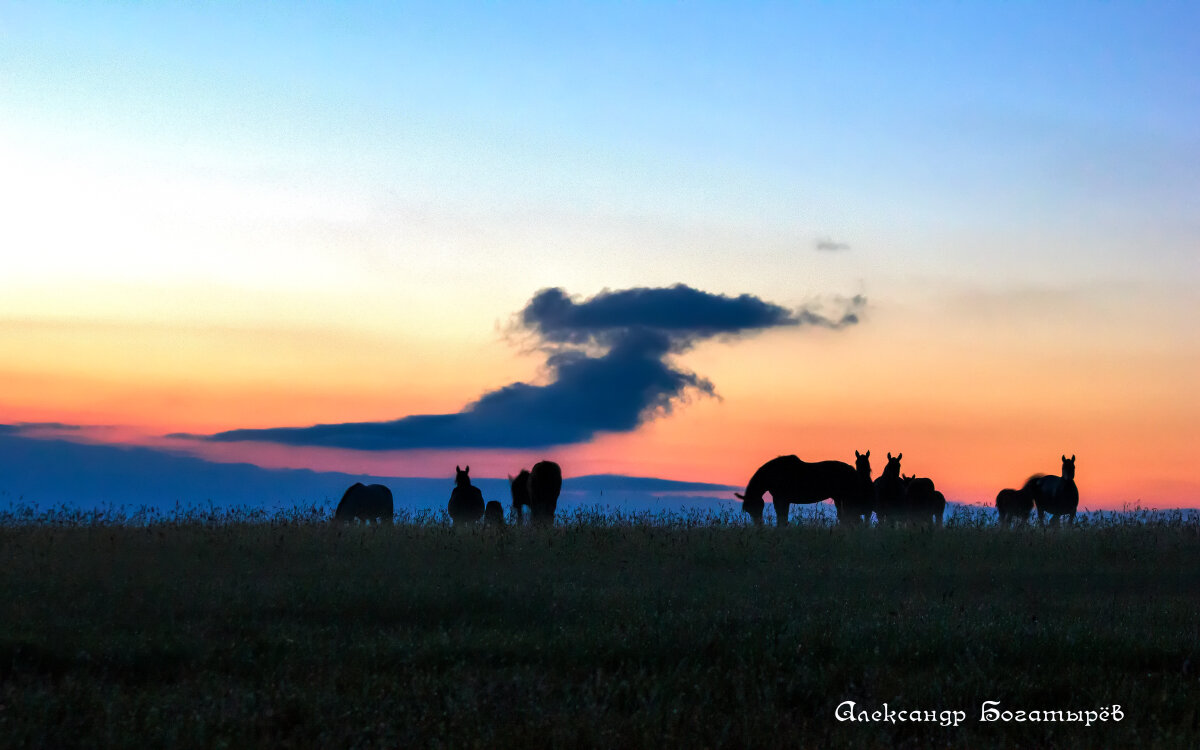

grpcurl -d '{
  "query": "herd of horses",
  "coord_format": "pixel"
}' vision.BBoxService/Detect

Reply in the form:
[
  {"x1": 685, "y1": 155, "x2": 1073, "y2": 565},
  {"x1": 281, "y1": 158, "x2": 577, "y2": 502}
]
[
  {"x1": 735, "y1": 451, "x2": 1079, "y2": 527},
  {"x1": 333, "y1": 461, "x2": 563, "y2": 526},
  {"x1": 332, "y1": 453, "x2": 1079, "y2": 527}
]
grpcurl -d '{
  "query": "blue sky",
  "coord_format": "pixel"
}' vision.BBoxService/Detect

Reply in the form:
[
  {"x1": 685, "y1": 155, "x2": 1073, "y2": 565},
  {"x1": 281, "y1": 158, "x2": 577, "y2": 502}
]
[{"x1": 6, "y1": 2, "x2": 1195, "y2": 290}]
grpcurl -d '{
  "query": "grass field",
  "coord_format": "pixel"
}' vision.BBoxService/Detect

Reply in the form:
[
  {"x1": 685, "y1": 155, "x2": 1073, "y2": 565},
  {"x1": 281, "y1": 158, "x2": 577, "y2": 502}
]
[{"x1": 1, "y1": 506, "x2": 1197, "y2": 748}]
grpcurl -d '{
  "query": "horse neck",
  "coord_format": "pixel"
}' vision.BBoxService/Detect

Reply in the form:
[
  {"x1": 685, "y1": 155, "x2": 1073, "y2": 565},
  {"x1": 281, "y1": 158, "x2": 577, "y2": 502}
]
[{"x1": 744, "y1": 470, "x2": 769, "y2": 502}]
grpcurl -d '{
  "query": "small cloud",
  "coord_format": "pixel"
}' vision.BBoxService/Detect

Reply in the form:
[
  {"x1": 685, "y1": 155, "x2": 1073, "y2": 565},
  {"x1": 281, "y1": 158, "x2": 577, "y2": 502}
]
[{"x1": 815, "y1": 238, "x2": 851, "y2": 252}]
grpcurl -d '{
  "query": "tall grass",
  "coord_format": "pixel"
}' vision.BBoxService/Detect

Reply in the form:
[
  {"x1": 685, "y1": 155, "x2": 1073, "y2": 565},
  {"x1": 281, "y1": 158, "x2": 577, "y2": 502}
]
[{"x1": 1, "y1": 505, "x2": 1197, "y2": 748}]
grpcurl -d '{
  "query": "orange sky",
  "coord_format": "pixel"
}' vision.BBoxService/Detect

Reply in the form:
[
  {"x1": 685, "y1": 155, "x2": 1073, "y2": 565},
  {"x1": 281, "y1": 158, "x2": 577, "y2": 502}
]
[{"x1": 3, "y1": 280, "x2": 1195, "y2": 511}]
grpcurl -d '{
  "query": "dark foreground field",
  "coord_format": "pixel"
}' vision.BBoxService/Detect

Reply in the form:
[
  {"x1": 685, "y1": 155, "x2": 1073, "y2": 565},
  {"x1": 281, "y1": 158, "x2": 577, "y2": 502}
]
[{"x1": 1, "y1": 508, "x2": 1198, "y2": 748}]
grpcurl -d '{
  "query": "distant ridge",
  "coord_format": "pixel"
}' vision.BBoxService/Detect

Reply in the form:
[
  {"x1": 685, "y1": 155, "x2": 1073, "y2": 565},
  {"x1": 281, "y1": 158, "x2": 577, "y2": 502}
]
[{"x1": 0, "y1": 431, "x2": 737, "y2": 514}]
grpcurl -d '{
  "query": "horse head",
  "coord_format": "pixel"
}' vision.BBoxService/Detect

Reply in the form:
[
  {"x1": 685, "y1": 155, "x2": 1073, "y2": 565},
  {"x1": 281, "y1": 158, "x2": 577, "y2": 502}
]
[
  {"x1": 1061, "y1": 454, "x2": 1076, "y2": 480},
  {"x1": 735, "y1": 491, "x2": 765, "y2": 525},
  {"x1": 854, "y1": 450, "x2": 872, "y2": 478},
  {"x1": 883, "y1": 452, "x2": 902, "y2": 480},
  {"x1": 455, "y1": 465, "x2": 472, "y2": 487}
]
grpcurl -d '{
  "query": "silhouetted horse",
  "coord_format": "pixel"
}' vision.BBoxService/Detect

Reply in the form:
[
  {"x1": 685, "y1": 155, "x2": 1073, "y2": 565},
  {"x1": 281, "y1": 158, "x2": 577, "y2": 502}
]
[
  {"x1": 334, "y1": 483, "x2": 393, "y2": 524},
  {"x1": 484, "y1": 500, "x2": 506, "y2": 526},
  {"x1": 901, "y1": 475, "x2": 945, "y2": 525},
  {"x1": 529, "y1": 460, "x2": 562, "y2": 524},
  {"x1": 736, "y1": 455, "x2": 864, "y2": 526},
  {"x1": 872, "y1": 453, "x2": 905, "y2": 523},
  {"x1": 1025, "y1": 454, "x2": 1078, "y2": 525},
  {"x1": 447, "y1": 465, "x2": 485, "y2": 524},
  {"x1": 510, "y1": 461, "x2": 563, "y2": 525},
  {"x1": 833, "y1": 450, "x2": 875, "y2": 525},
  {"x1": 509, "y1": 468, "x2": 532, "y2": 522},
  {"x1": 996, "y1": 487, "x2": 1034, "y2": 525}
]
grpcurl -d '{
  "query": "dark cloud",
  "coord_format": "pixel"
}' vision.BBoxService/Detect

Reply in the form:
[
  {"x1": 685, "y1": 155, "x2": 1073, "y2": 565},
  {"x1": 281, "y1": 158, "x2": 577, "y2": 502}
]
[
  {"x1": 815, "y1": 238, "x2": 851, "y2": 252},
  {"x1": 206, "y1": 285, "x2": 865, "y2": 450},
  {"x1": 0, "y1": 422, "x2": 84, "y2": 434},
  {"x1": 521, "y1": 284, "x2": 800, "y2": 348}
]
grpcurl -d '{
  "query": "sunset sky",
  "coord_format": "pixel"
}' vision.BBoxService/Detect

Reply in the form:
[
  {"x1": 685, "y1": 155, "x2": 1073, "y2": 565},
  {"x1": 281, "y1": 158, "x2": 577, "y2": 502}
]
[{"x1": 2, "y1": 3, "x2": 1197, "y2": 510}]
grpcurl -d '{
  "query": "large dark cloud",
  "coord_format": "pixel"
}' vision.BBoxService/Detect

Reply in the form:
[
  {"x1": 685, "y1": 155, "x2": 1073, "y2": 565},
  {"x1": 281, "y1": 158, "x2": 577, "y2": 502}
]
[
  {"x1": 522, "y1": 284, "x2": 805, "y2": 347},
  {"x1": 205, "y1": 284, "x2": 865, "y2": 450}
]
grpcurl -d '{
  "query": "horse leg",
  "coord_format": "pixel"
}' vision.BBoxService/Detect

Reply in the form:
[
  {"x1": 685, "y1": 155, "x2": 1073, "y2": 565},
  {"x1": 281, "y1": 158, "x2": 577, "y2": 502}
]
[{"x1": 775, "y1": 501, "x2": 790, "y2": 527}]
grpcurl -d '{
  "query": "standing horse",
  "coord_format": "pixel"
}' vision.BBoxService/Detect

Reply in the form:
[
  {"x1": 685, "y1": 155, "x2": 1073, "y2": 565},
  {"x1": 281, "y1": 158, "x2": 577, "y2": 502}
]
[
  {"x1": 484, "y1": 500, "x2": 506, "y2": 526},
  {"x1": 1025, "y1": 455, "x2": 1078, "y2": 525},
  {"x1": 528, "y1": 460, "x2": 562, "y2": 525},
  {"x1": 872, "y1": 453, "x2": 905, "y2": 523},
  {"x1": 735, "y1": 454, "x2": 863, "y2": 526},
  {"x1": 447, "y1": 465, "x2": 485, "y2": 524},
  {"x1": 996, "y1": 487, "x2": 1034, "y2": 525},
  {"x1": 901, "y1": 475, "x2": 945, "y2": 525},
  {"x1": 509, "y1": 461, "x2": 563, "y2": 524},
  {"x1": 509, "y1": 468, "x2": 532, "y2": 523},
  {"x1": 833, "y1": 450, "x2": 875, "y2": 525}
]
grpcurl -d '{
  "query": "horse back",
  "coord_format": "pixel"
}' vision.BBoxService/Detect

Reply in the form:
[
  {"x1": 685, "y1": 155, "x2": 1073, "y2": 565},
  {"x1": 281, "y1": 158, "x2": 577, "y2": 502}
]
[
  {"x1": 775, "y1": 458, "x2": 858, "y2": 503},
  {"x1": 335, "y1": 482, "x2": 393, "y2": 522},
  {"x1": 1033, "y1": 476, "x2": 1079, "y2": 513}
]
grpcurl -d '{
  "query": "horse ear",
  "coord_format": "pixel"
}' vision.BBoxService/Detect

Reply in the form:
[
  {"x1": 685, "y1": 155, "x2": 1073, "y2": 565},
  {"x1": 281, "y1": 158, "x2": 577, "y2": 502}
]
[
  {"x1": 888, "y1": 452, "x2": 893, "y2": 460},
  {"x1": 1071, "y1": 454, "x2": 1075, "y2": 462},
  {"x1": 865, "y1": 450, "x2": 869, "y2": 458},
  {"x1": 855, "y1": 450, "x2": 861, "y2": 458},
  {"x1": 465, "y1": 465, "x2": 470, "y2": 473},
  {"x1": 456, "y1": 465, "x2": 460, "y2": 473},
  {"x1": 1062, "y1": 454, "x2": 1067, "y2": 462},
  {"x1": 897, "y1": 453, "x2": 902, "y2": 461}
]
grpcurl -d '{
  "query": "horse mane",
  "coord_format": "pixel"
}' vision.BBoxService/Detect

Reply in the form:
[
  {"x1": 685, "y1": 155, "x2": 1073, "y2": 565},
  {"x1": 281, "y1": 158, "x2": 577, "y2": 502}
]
[{"x1": 1020, "y1": 474, "x2": 1046, "y2": 492}]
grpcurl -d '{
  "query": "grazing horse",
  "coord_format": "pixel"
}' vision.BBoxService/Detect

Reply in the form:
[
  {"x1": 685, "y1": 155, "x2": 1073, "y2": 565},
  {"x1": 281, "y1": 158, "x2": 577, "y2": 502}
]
[
  {"x1": 334, "y1": 483, "x2": 393, "y2": 524},
  {"x1": 872, "y1": 453, "x2": 905, "y2": 523},
  {"x1": 484, "y1": 500, "x2": 506, "y2": 526},
  {"x1": 901, "y1": 475, "x2": 944, "y2": 525},
  {"x1": 833, "y1": 450, "x2": 875, "y2": 525},
  {"x1": 735, "y1": 455, "x2": 863, "y2": 526},
  {"x1": 447, "y1": 466, "x2": 485, "y2": 524},
  {"x1": 1025, "y1": 455, "x2": 1078, "y2": 525},
  {"x1": 996, "y1": 487, "x2": 1034, "y2": 525}
]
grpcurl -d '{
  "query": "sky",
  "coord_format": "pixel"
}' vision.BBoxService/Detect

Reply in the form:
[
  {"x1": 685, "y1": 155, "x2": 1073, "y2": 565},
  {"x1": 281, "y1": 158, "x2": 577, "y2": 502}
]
[{"x1": 1, "y1": 2, "x2": 1197, "y2": 511}]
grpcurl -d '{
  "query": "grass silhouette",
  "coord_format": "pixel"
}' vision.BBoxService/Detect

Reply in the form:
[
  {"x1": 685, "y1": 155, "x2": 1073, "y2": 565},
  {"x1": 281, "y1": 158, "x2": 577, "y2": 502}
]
[{"x1": 1, "y1": 504, "x2": 1196, "y2": 748}]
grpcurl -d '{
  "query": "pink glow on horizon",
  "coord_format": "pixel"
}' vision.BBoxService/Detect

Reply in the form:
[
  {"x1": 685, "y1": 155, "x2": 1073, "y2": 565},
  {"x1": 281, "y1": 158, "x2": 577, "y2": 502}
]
[{"x1": 9, "y1": 422, "x2": 1197, "y2": 512}]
